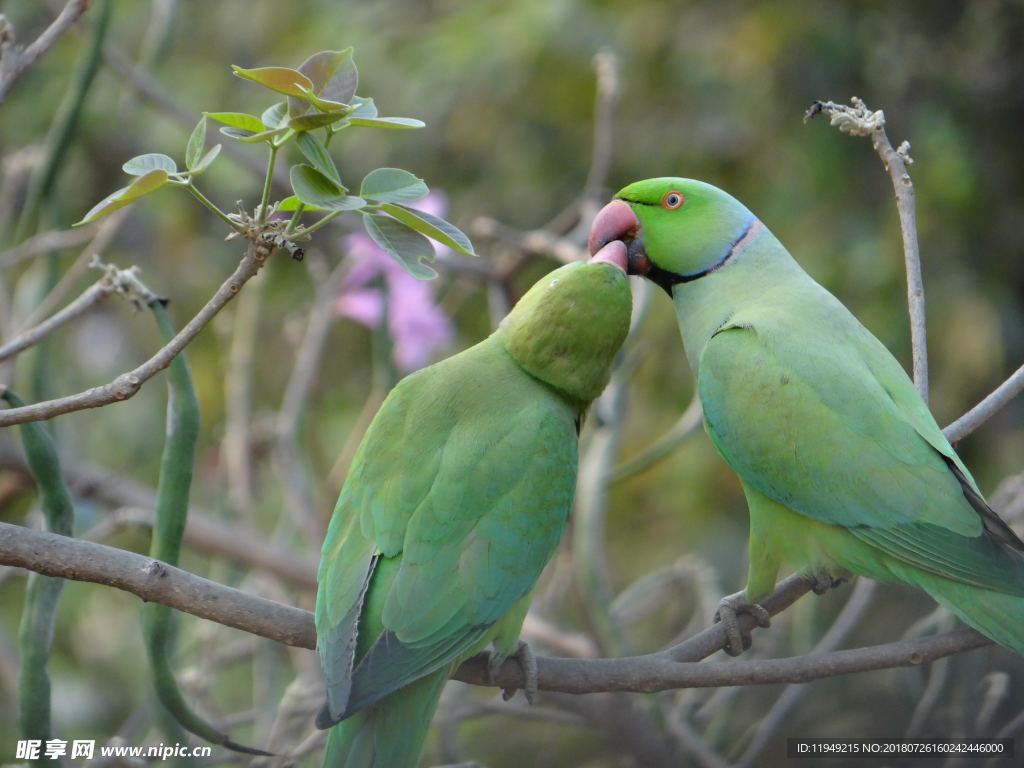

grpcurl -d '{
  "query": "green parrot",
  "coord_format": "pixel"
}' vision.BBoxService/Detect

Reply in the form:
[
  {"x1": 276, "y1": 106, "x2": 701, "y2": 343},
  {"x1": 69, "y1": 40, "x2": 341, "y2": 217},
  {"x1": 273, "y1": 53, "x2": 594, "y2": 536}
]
[
  {"x1": 315, "y1": 244, "x2": 632, "y2": 767},
  {"x1": 589, "y1": 177, "x2": 1024, "y2": 656}
]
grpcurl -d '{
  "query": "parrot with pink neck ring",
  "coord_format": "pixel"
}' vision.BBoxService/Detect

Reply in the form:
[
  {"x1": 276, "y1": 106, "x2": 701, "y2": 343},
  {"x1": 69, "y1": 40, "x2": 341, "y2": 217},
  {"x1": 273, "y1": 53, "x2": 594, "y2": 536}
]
[
  {"x1": 315, "y1": 243, "x2": 632, "y2": 767},
  {"x1": 589, "y1": 177, "x2": 1024, "y2": 656}
]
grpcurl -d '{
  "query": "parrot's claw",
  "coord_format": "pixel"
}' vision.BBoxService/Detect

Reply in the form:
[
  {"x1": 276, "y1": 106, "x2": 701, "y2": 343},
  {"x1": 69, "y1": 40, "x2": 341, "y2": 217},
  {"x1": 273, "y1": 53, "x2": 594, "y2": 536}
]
[
  {"x1": 488, "y1": 641, "x2": 538, "y2": 705},
  {"x1": 715, "y1": 592, "x2": 771, "y2": 656},
  {"x1": 809, "y1": 573, "x2": 847, "y2": 595}
]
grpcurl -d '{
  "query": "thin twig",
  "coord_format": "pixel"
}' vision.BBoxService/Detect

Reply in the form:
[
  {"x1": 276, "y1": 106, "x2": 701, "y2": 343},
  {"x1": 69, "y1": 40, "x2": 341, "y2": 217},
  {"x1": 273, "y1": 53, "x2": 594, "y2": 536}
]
[
  {"x1": 222, "y1": 270, "x2": 264, "y2": 515},
  {"x1": 18, "y1": 210, "x2": 126, "y2": 330},
  {"x1": 0, "y1": 279, "x2": 111, "y2": 364},
  {"x1": 0, "y1": 225, "x2": 97, "y2": 270},
  {"x1": 471, "y1": 217, "x2": 586, "y2": 266},
  {"x1": 581, "y1": 49, "x2": 620, "y2": 206},
  {"x1": 0, "y1": 0, "x2": 92, "y2": 106},
  {"x1": 0, "y1": 241, "x2": 273, "y2": 426},
  {"x1": 806, "y1": 97, "x2": 929, "y2": 402},
  {"x1": 610, "y1": 393, "x2": 703, "y2": 483},
  {"x1": 944, "y1": 360, "x2": 1024, "y2": 443},
  {"x1": 274, "y1": 256, "x2": 352, "y2": 547},
  {"x1": 735, "y1": 580, "x2": 877, "y2": 767}
]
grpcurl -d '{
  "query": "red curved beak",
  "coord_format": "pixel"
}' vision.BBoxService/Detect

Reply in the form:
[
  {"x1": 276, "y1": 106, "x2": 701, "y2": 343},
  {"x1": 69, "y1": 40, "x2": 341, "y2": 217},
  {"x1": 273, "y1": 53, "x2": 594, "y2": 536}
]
[{"x1": 587, "y1": 200, "x2": 640, "y2": 256}]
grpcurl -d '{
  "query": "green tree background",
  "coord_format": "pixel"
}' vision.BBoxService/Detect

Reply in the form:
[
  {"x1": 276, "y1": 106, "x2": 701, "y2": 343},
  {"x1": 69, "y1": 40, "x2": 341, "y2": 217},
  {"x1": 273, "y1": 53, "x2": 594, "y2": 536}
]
[{"x1": 1, "y1": 1, "x2": 1023, "y2": 765}]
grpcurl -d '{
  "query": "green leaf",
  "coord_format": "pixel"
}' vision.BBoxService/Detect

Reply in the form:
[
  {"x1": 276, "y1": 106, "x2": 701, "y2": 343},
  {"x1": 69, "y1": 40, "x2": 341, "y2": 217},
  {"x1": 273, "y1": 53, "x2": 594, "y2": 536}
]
[
  {"x1": 204, "y1": 111, "x2": 265, "y2": 133},
  {"x1": 348, "y1": 96, "x2": 378, "y2": 119},
  {"x1": 190, "y1": 144, "x2": 221, "y2": 175},
  {"x1": 295, "y1": 132, "x2": 340, "y2": 183},
  {"x1": 288, "y1": 48, "x2": 359, "y2": 116},
  {"x1": 276, "y1": 195, "x2": 322, "y2": 212},
  {"x1": 76, "y1": 169, "x2": 169, "y2": 225},
  {"x1": 289, "y1": 164, "x2": 364, "y2": 212},
  {"x1": 360, "y1": 168, "x2": 429, "y2": 203},
  {"x1": 295, "y1": 84, "x2": 349, "y2": 113},
  {"x1": 262, "y1": 101, "x2": 288, "y2": 129},
  {"x1": 185, "y1": 116, "x2": 207, "y2": 171},
  {"x1": 123, "y1": 153, "x2": 177, "y2": 176},
  {"x1": 237, "y1": 127, "x2": 289, "y2": 144},
  {"x1": 379, "y1": 203, "x2": 476, "y2": 256},
  {"x1": 231, "y1": 65, "x2": 314, "y2": 97},
  {"x1": 349, "y1": 116, "x2": 425, "y2": 131},
  {"x1": 362, "y1": 213, "x2": 437, "y2": 279},
  {"x1": 288, "y1": 111, "x2": 349, "y2": 132}
]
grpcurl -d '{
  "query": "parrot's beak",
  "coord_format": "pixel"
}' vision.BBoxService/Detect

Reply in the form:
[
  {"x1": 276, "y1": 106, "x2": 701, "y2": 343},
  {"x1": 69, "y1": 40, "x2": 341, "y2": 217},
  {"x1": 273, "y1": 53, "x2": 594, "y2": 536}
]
[{"x1": 588, "y1": 200, "x2": 647, "y2": 275}]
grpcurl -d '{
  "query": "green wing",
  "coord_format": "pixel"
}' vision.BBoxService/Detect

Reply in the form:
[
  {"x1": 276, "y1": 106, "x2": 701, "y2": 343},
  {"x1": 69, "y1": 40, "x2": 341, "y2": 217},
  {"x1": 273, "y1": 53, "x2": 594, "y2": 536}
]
[
  {"x1": 316, "y1": 343, "x2": 578, "y2": 724},
  {"x1": 697, "y1": 313, "x2": 1024, "y2": 595}
]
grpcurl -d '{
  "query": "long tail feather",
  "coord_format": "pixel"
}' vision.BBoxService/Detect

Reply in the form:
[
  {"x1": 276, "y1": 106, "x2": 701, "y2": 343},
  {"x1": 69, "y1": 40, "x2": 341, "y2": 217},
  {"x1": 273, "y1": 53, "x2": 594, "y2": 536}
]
[
  {"x1": 323, "y1": 668, "x2": 449, "y2": 768},
  {"x1": 897, "y1": 566, "x2": 1024, "y2": 655}
]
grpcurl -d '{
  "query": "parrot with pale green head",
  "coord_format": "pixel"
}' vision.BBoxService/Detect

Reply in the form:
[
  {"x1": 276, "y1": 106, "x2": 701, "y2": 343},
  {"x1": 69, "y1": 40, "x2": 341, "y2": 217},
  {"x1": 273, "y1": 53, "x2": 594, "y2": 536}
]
[
  {"x1": 589, "y1": 177, "x2": 1024, "y2": 656},
  {"x1": 315, "y1": 244, "x2": 632, "y2": 767}
]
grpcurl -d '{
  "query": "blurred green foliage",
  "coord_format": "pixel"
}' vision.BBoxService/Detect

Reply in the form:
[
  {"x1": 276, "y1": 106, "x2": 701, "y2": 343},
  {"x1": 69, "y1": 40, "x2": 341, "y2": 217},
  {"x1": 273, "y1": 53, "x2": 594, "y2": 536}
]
[{"x1": 1, "y1": 0, "x2": 1023, "y2": 765}]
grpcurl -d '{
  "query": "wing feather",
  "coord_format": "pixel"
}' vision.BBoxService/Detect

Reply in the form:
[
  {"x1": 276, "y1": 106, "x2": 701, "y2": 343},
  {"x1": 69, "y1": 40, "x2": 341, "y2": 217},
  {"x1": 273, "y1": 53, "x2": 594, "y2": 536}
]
[{"x1": 698, "y1": 321, "x2": 1024, "y2": 594}]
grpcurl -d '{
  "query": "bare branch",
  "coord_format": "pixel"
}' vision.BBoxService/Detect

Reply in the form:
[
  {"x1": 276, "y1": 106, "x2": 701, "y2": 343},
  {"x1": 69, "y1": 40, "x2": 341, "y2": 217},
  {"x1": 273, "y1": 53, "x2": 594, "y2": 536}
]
[
  {"x1": 0, "y1": 523, "x2": 993, "y2": 697},
  {"x1": 735, "y1": 580, "x2": 877, "y2": 767},
  {"x1": 0, "y1": 242, "x2": 272, "y2": 426},
  {"x1": 806, "y1": 97, "x2": 929, "y2": 402},
  {"x1": 581, "y1": 49, "x2": 620, "y2": 206},
  {"x1": 0, "y1": 280, "x2": 110, "y2": 364},
  {"x1": 18, "y1": 211, "x2": 126, "y2": 329},
  {"x1": 944, "y1": 360, "x2": 1024, "y2": 443},
  {"x1": 0, "y1": 0, "x2": 92, "y2": 105},
  {"x1": 0, "y1": 257, "x2": 150, "y2": 365},
  {"x1": 610, "y1": 393, "x2": 703, "y2": 483},
  {"x1": 222, "y1": 271, "x2": 264, "y2": 515},
  {"x1": 0, "y1": 522, "x2": 312, "y2": 648},
  {"x1": 472, "y1": 217, "x2": 586, "y2": 265},
  {"x1": 0, "y1": 439, "x2": 317, "y2": 588},
  {"x1": 274, "y1": 256, "x2": 352, "y2": 546}
]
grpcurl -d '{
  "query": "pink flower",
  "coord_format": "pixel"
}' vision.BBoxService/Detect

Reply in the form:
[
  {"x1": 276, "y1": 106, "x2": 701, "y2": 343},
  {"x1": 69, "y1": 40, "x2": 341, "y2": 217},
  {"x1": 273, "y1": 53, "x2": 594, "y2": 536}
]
[{"x1": 336, "y1": 193, "x2": 455, "y2": 372}]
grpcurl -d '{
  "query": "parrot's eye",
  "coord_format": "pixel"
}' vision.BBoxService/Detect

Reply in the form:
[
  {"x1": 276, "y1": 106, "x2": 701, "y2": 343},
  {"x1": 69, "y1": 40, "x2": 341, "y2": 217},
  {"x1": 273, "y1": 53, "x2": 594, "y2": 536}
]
[{"x1": 661, "y1": 191, "x2": 684, "y2": 210}]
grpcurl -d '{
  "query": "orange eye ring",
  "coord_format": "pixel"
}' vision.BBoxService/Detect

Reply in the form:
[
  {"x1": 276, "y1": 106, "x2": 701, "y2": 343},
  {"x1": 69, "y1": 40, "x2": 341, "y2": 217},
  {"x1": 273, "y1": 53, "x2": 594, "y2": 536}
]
[{"x1": 661, "y1": 190, "x2": 685, "y2": 210}]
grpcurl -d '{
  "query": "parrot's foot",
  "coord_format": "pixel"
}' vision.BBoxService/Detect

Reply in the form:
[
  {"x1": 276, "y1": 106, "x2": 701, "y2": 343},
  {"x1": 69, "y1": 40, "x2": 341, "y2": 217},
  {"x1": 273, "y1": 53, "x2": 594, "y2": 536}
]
[
  {"x1": 488, "y1": 640, "x2": 538, "y2": 705},
  {"x1": 809, "y1": 573, "x2": 847, "y2": 595},
  {"x1": 714, "y1": 592, "x2": 771, "y2": 656}
]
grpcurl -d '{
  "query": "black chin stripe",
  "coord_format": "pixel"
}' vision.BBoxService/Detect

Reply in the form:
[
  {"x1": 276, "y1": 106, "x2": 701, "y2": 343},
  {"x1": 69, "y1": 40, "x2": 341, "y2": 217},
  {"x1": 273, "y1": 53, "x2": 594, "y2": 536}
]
[{"x1": 654, "y1": 218, "x2": 758, "y2": 295}]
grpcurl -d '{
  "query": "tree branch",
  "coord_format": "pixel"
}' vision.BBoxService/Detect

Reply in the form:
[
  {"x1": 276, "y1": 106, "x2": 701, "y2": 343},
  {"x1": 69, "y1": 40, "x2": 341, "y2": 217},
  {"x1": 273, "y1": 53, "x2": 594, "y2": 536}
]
[
  {"x1": 0, "y1": 242, "x2": 273, "y2": 426},
  {"x1": 806, "y1": 97, "x2": 929, "y2": 402},
  {"x1": 943, "y1": 360, "x2": 1024, "y2": 443},
  {"x1": 0, "y1": 522, "x2": 311, "y2": 648},
  {"x1": 0, "y1": 523, "x2": 993, "y2": 697},
  {"x1": 0, "y1": 439, "x2": 317, "y2": 589},
  {"x1": 0, "y1": 0, "x2": 92, "y2": 106}
]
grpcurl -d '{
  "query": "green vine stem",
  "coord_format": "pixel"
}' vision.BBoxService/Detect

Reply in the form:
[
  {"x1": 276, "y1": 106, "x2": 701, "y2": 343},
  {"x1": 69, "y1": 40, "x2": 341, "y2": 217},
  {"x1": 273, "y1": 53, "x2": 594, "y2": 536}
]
[
  {"x1": 141, "y1": 300, "x2": 269, "y2": 757},
  {"x1": 2, "y1": 389, "x2": 74, "y2": 765}
]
